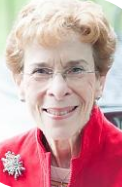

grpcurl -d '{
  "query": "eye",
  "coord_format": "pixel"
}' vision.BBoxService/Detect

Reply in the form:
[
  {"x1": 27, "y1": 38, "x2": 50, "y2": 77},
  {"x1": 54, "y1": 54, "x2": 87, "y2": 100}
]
[
  {"x1": 32, "y1": 67, "x2": 53, "y2": 75},
  {"x1": 67, "y1": 67, "x2": 85, "y2": 74}
]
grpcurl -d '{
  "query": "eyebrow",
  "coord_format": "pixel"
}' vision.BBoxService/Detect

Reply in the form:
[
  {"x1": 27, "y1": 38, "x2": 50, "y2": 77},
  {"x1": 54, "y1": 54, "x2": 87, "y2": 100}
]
[
  {"x1": 64, "y1": 60, "x2": 89, "y2": 68},
  {"x1": 28, "y1": 59, "x2": 89, "y2": 68},
  {"x1": 29, "y1": 62, "x2": 52, "y2": 68}
]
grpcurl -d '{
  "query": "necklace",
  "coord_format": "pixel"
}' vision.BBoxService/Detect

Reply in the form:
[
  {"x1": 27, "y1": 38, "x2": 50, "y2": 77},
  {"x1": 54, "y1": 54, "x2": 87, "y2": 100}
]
[
  {"x1": 51, "y1": 180, "x2": 68, "y2": 187},
  {"x1": 51, "y1": 165, "x2": 70, "y2": 187}
]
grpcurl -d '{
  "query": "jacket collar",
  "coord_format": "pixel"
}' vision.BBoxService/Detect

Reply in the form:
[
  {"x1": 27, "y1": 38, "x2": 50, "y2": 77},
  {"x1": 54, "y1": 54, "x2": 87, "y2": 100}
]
[
  {"x1": 80, "y1": 105, "x2": 104, "y2": 157},
  {"x1": 35, "y1": 105, "x2": 105, "y2": 181}
]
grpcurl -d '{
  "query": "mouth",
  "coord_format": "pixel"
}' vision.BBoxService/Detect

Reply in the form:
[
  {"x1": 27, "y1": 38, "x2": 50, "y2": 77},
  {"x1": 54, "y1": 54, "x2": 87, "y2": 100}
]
[{"x1": 42, "y1": 106, "x2": 78, "y2": 119}]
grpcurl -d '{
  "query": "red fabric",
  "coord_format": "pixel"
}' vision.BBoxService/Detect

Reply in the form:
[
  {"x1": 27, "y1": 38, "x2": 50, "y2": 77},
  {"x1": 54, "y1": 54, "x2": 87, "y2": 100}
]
[{"x1": 0, "y1": 106, "x2": 122, "y2": 187}]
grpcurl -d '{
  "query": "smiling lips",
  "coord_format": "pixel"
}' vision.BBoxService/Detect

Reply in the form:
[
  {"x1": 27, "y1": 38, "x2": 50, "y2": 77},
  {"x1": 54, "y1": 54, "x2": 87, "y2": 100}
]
[{"x1": 43, "y1": 106, "x2": 78, "y2": 118}]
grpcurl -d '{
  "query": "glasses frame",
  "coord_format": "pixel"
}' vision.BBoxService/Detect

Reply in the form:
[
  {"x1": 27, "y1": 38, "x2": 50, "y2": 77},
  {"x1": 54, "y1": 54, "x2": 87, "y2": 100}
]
[{"x1": 21, "y1": 67, "x2": 99, "y2": 82}]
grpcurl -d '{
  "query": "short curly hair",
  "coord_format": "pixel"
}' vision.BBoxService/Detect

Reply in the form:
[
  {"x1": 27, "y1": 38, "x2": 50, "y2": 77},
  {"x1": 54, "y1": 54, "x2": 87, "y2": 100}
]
[{"x1": 5, "y1": 0, "x2": 117, "y2": 75}]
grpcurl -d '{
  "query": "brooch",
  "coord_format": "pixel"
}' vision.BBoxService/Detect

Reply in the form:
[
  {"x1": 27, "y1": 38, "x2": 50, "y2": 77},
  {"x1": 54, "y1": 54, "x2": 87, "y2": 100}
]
[{"x1": 1, "y1": 151, "x2": 25, "y2": 180}]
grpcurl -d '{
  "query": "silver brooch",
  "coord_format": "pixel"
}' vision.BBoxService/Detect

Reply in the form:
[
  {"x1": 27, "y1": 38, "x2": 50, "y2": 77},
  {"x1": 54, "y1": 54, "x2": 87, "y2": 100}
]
[{"x1": 1, "y1": 151, "x2": 25, "y2": 180}]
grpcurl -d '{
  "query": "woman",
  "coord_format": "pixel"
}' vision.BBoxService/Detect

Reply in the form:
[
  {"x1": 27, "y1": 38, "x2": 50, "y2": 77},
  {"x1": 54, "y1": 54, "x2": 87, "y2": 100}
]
[{"x1": 0, "y1": 0, "x2": 122, "y2": 186}]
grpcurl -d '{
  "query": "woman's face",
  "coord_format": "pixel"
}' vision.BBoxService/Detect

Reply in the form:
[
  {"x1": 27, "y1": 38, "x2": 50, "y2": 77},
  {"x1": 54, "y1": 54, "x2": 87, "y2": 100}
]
[{"x1": 18, "y1": 36, "x2": 104, "y2": 140}]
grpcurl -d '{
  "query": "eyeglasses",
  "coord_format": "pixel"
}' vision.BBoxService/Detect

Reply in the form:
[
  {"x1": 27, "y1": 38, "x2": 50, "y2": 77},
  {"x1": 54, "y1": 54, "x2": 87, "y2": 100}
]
[{"x1": 22, "y1": 66, "x2": 98, "y2": 82}]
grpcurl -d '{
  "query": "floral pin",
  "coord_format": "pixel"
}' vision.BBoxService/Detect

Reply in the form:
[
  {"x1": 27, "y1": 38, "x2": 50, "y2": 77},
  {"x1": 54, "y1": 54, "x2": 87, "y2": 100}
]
[{"x1": 1, "y1": 151, "x2": 25, "y2": 180}]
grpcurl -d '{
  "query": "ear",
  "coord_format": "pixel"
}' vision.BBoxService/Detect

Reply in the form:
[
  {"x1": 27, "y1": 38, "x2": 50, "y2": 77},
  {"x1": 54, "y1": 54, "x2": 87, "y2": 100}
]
[
  {"x1": 13, "y1": 73, "x2": 25, "y2": 102},
  {"x1": 95, "y1": 75, "x2": 106, "y2": 100}
]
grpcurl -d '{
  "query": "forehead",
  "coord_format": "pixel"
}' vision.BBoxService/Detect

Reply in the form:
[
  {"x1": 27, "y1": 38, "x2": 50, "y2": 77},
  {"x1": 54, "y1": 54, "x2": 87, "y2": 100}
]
[{"x1": 24, "y1": 37, "x2": 94, "y2": 69}]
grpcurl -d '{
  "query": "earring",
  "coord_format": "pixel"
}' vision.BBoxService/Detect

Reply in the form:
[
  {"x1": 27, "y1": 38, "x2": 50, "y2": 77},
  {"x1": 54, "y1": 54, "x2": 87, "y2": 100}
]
[
  {"x1": 20, "y1": 98, "x2": 25, "y2": 102},
  {"x1": 19, "y1": 95, "x2": 25, "y2": 102},
  {"x1": 94, "y1": 96, "x2": 101, "y2": 105},
  {"x1": 96, "y1": 96, "x2": 101, "y2": 100}
]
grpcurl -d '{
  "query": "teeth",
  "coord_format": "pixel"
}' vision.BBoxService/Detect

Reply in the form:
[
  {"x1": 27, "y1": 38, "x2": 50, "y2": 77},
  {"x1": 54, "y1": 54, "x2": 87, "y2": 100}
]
[
  {"x1": 47, "y1": 110, "x2": 69, "y2": 116},
  {"x1": 46, "y1": 107, "x2": 75, "y2": 116}
]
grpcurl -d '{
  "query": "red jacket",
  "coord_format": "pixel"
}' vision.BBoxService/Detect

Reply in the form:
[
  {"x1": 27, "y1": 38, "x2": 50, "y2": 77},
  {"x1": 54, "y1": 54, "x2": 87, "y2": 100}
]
[{"x1": 0, "y1": 106, "x2": 122, "y2": 187}]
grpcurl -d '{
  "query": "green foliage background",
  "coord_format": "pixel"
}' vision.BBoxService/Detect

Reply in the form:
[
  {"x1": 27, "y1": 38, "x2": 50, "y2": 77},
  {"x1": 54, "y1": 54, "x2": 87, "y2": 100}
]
[
  {"x1": 0, "y1": 0, "x2": 29, "y2": 53},
  {"x1": 0, "y1": 0, "x2": 122, "y2": 54}
]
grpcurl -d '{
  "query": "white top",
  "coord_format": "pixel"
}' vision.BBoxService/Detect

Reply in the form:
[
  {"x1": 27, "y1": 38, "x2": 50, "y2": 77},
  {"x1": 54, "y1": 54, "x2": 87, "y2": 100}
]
[{"x1": 51, "y1": 165, "x2": 70, "y2": 187}]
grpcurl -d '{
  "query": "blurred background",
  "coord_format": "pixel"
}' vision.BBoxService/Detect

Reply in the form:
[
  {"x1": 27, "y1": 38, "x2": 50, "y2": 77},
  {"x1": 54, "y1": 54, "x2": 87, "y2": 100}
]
[{"x1": 0, "y1": 0, "x2": 122, "y2": 141}]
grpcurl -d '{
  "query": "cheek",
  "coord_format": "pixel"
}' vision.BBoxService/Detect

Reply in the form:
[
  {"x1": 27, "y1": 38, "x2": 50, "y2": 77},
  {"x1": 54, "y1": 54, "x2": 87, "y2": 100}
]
[
  {"x1": 22, "y1": 80, "x2": 42, "y2": 113},
  {"x1": 24, "y1": 84, "x2": 49, "y2": 129},
  {"x1": 23, "y1": 79, "x2": 45, "y2": 101},
  {"x1": 70, "y1": 76, "x2": 96, "y2": 102}
]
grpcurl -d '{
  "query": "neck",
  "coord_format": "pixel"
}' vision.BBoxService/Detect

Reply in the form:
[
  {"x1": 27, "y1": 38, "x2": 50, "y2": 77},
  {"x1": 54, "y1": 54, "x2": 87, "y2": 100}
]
[{"x1": 45, "y1": 133, "x2": 81, "y2": 168}]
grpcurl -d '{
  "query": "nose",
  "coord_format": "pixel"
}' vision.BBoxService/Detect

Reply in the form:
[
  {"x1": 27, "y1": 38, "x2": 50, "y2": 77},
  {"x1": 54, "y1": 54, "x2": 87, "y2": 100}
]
[{"x1": 47, "y1": 74, "x2": 72, "y2": 100}]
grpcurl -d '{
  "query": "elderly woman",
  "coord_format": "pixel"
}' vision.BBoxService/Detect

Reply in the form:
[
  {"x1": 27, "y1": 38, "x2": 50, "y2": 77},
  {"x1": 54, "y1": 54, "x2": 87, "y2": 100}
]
[{"x1": 0, "y1": 0, "x2": 122, "y2": 186}]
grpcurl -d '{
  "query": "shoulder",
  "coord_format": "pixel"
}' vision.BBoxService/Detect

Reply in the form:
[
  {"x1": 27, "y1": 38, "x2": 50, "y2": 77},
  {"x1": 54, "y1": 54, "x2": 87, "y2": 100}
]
[
  {"x1": 0, "y1": 128, "x2": 37, "y2": 185},
  {"x1": 91, "y1": 106, "x2": 122, "y2": 147},
  {"x1": 0, "y1": 128, "x2": 37, "y2": 154},
  {"x1": 102, "y1": 116, "x2": 122, "y2": 155},
  {"x1": 103, "y1": 116, "x2": 122, "y2": 141}
]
